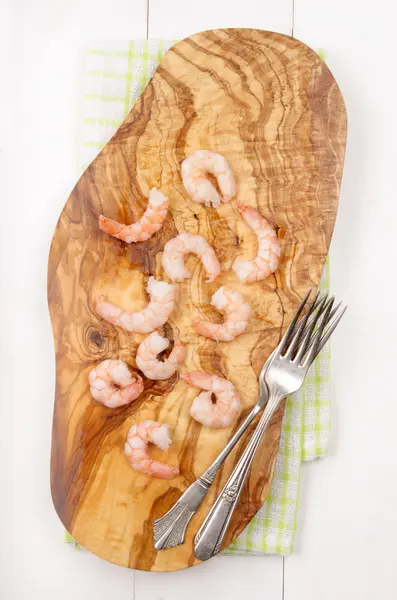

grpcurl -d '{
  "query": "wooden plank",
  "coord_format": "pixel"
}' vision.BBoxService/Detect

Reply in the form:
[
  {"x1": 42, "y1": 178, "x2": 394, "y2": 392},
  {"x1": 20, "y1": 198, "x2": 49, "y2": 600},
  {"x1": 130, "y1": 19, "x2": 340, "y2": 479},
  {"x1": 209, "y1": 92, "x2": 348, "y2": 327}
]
[
  {"x1": 138, "y1": 3, "x2": 293, "y2": 595},
  {"x1": 148, "y1": 0, "x2": 293, "y2": 39},
  {"x1": 48, "y1": 28, "x2": 346, "y2": 572},
  {"x1": 2, "y1": 1, "x2": 147, "y2": 599},
  {"x1": 134, "y1": 555, "x2": 283, "y2": 600},
  {"x1": 284, "y1": 1, "x2": 397, "y2": 599}
]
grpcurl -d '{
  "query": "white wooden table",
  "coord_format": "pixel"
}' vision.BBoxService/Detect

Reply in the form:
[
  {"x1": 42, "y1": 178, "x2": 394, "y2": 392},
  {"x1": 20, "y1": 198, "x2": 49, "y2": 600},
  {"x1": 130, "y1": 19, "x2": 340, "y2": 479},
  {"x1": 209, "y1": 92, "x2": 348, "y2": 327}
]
[{"x1": 2, "y1": 1, "x2": 397, "y2": 598}]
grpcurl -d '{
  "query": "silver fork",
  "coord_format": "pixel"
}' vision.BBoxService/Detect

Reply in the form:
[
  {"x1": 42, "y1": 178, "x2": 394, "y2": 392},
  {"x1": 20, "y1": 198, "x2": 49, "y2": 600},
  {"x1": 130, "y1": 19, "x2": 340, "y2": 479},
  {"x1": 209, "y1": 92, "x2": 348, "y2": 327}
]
[
  {"x1": 153, "y1": 355, "x2": 273, "y2": 551},
  {"x1": 153, "y1": 292, "x2": 313, "y2": 551},
  {"x1": 154, "y1": 291, "x2": 337, "y2": 550},
  {"x1": 193, "y1": 293, "x2": 346, "y2": 560}
]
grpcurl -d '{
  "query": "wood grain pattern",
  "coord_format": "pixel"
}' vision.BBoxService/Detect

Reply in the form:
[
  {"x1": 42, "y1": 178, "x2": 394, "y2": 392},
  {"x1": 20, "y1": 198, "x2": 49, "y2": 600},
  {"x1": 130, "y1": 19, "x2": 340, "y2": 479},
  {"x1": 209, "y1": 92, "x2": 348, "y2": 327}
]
[{"x1": 48, "y1": 29, "x2": 346, "y2": 571}]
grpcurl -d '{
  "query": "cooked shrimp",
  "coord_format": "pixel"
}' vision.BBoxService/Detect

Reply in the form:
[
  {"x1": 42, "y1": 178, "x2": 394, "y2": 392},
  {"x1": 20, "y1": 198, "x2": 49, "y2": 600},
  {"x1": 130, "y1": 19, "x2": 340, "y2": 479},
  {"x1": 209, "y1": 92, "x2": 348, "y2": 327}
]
[
  {"x1": 99, "y1": 187, "x2": 169, "y2": 243},
  {"x1": 181, "y1": 150, "x2": 236, "y2": 208},
  {"x1": 162, "y1": 233, "x2": 220, "y2": 283},
  {"x1": 96, "y1": 277, "x2": 175, "y2": 334},
  {"x1": 232, "y1": 204, "x2": 280, "y2": 283},
  {"x1": 193, "y1": 286, "x2": 251, "y2": 342},
  {"x1": 181, "y1": 371, "x2": 240, "y2": 429},
  {"x1": 124, "y1": 420, "x2": 179, "y2": 479},
  {"x1": 136, "y1": 331, "x2": 186, "y2": 380},
  {"x1": 89, "y1": 359, "x2": 144, "y2": 408}
]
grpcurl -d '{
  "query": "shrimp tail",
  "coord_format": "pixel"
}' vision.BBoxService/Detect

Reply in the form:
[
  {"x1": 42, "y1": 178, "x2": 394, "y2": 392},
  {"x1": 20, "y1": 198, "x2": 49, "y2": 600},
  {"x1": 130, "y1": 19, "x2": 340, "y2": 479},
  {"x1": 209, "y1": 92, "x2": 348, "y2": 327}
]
[
  {"x1": 150, "y1": 462, "x2": 180, "y2": 479},
  {"x1": 96, "y1": 295, "x2": 122, "y2": 325},
  {"x1": 99, "y1": 215, "x2": 124, "y2": 237},
  {"x1": 233, "y1": 205, "x2": 280, "y2": 283},
  {"x1": 98, "y1": 187, "x2": 168, "y2": 243},
  {"x1": 236, "y1": 202, "x2": 247, "y2": 213},
  {"x1": 179, "y1": 372, "x2": 190, "y2": 384},
  {"x1": 171, "y1": 340, "x2": 187, "y2": 363},
  {"x1": 121, "y1": 375, "x2": 144, "y2": 403},
  {"x1": 192, "y1": 318, "x2": 222, "y2": 341}
]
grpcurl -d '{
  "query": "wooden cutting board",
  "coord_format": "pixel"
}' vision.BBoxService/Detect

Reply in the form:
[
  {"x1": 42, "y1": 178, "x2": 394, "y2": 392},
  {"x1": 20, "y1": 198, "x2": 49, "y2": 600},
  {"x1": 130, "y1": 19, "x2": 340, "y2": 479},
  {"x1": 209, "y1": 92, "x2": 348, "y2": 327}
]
[{"x1": 48, "y1": 29, "x2": 346, "y2": 571}]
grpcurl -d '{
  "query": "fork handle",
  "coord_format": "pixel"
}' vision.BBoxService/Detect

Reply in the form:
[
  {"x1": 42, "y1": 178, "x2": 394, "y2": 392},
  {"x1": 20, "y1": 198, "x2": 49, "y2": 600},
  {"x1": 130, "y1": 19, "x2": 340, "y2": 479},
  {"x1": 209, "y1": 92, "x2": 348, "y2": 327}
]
[
  {"x1": 194, "y1": 393, "x2": 283, "y2": 561},
  {"x1": 153, "y1": 403, "x2": 262, "y2": 550}
]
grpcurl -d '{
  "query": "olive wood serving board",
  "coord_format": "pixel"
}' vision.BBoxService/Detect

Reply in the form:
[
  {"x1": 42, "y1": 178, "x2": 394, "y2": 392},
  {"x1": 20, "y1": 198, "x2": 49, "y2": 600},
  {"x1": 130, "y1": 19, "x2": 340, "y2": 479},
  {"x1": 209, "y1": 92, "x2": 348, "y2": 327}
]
[{"x1": 48, "y1": 28, "x2": 346, "y2": 572}]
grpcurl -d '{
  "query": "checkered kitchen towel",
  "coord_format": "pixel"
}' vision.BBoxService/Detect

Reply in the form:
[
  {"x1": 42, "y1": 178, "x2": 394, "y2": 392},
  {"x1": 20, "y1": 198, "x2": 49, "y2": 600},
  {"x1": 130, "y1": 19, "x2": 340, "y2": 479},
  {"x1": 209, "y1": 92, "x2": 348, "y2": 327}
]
[{"x1": 73, "y1": 40, "x2": 331, "y2": 555}]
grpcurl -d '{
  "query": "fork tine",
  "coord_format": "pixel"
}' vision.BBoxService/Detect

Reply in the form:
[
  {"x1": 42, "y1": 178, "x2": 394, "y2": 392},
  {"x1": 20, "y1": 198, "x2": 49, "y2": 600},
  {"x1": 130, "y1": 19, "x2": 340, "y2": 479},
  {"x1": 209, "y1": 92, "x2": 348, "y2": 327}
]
[
  {"x1": 314, "y1": 305, "x2": 347, "y2": 356},
  {"x1": 329, "y1": 300, "x2": 342, "y2": 320},
  {"x1": 302, "y1": 299, "x2": 336, "y2": 366},
  {"x1": 261, "y1": 290, "x2": 326, "y2": 377},
  {"x1": 285, "y1": 291, "x2": 326, "y2": 351},
  {"x1": 291, "y1": 295, "x2": 332, "y2": 362},
  {"x1": 278, "y1": 289, "x2": 312, "y2": 355},
  {"x1": 282, "y1": 293, "x2": 320, "y2": 356},
  {"x1": 285, "y1": 294, "x2": 330, "y2": 360},
  {"x1": 308, "y1": 290, "x2": 321, "y2": 311},
  {"x1": 311, "y1": 291, "x2": 326, "y2": 312},
  {"x1": 307, "y1": 293, "x2": 330, "y2": 327},
  {"x1": 300, "y1": 293, "x2": 330, "y2": 337}
]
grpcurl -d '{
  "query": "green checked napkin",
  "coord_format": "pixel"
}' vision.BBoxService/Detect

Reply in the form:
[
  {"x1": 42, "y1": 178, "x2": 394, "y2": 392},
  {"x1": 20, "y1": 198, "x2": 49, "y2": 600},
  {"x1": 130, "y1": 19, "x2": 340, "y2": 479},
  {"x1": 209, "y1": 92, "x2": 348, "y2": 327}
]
[{"x1": 72, "y1": 40, "x2": 331, "y2": 556}]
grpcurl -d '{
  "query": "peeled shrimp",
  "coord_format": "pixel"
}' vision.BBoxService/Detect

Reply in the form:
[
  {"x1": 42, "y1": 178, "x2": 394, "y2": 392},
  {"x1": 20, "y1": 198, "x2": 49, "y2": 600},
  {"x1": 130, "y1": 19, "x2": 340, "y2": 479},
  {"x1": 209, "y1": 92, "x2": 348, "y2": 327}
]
[
  {"x1": 181, "y1": 150, "x2": 236, "y2": 208},
  {"x1": 181, "y1": 371, "x2": 240, "y2": 429},
  {"x1": 136, "y1": 331, "x2": 186, "y2": 380},
  {"x1": 96, "y1": 277, "x2": 175, "y2": 334},
  {"x1": 232, "y1": 204, "x2": 280, "y2": 283},
  {"x1": 193, "y1": 286, "x2": 251, "y2": 342},
  {"x1": 162, "y1": 233, "x2": 220, "y2": 283},
  {"x1": 99, "y1": 187, "x2": 169, "y2": 243},
  {"x1": 124, "y1": 420, "x2": 179, "y2": 479},
  {"x1": 89, "y1": 359, "x2": 144, "y2": 408}
]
